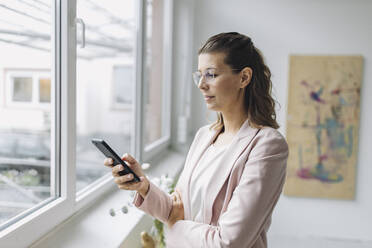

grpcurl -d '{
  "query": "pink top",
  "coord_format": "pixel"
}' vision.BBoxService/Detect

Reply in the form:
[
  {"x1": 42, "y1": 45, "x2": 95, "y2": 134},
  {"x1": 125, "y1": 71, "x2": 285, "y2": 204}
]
[{"x1": 190, "y1": 143, "x2": 229, "y2": 222}]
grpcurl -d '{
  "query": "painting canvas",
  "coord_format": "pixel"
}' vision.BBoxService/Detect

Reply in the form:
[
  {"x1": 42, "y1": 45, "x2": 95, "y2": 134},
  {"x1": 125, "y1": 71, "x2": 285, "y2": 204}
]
[{"x1": 284, "y1": 55, "x2": 363, "y2": 200}]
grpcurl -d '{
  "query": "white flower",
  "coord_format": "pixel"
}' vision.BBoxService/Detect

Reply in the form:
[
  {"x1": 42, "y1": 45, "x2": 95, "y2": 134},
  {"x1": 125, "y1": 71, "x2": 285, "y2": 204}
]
[
  {"x1": 141, "y1": 163, "x2": 151, "y2": 170},
  {"x1": 148, "y1": 174, "x2": 175, "y2": 193},
  {"x1": 160, "y1": 174, "x2": 167, "y2": 182},
  {"x1": 159, "y1": 183, "x2": 168, "y2": 192},
  {"x1": 151, "y1": 177, "x2": 161, "y2": 187},
  {"x1": 164, "y1": 177, "x2": 174, "y2": 189}
]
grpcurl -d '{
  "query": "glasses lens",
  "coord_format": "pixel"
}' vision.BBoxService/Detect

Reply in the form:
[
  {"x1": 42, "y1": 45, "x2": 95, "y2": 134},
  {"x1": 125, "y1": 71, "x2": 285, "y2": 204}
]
[{"x1": 192, "y1": 72, "x2": 201, "y2": 85}]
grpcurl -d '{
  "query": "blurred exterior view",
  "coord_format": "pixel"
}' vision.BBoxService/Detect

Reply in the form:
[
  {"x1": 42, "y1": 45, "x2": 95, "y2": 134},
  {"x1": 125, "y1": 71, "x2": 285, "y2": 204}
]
[{"x1": 0, "y1": 0, "x2": 165, "y2": 227}]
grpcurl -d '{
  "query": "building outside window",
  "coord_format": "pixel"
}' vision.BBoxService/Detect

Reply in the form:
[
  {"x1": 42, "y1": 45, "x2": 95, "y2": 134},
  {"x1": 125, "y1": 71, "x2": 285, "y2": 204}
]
[{"x1": 5, "y1": 70, "x2": 51, "y2": 107}]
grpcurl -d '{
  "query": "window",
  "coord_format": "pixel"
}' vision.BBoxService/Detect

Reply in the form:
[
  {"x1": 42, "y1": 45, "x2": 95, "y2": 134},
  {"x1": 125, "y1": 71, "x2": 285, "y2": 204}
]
[
  {"x1": 12, "y1": 77, "x2": 33, "y2": 102},
  {"x1": 0, "y1": 0, "x2": 172, "y2": 246},
  {"x1": 39, "y1": 78, "x2": 51, "y2": 103},
  {"x1": 5, "y1": 70, "x2": 51, "y2": 107},
  {"x1": 75, "y1": 0, "x2": 136, "y2": 194},
  {"x1": 0, "y1": 0, "x2": 55, "y2": 232},
  {"x1": 112, "y1": 65, "x2": 133, "y2": 107}
]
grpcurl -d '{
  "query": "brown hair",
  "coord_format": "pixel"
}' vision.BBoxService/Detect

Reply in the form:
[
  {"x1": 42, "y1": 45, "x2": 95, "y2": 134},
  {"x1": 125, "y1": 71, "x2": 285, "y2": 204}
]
[{"x1": 198, "y1": 32, "x2": 279, "y2": 130}]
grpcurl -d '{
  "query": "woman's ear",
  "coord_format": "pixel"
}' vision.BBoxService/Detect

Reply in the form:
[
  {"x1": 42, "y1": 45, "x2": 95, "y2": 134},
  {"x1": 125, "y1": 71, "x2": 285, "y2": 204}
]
[{"x1": 240, "y1": 67, "x2": 252, "y2": 88}]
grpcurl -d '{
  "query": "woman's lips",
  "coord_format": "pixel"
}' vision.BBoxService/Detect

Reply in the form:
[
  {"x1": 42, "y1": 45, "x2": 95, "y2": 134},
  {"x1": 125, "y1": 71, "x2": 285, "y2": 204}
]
[{"x1": 204, "y1": 96, "x2": 214, "y2": 101}]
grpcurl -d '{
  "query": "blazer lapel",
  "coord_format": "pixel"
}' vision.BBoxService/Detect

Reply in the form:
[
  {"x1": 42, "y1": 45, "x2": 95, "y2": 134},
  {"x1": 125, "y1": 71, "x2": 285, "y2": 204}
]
[{"x1": 203, "y1": 119, "x2": 260, "y2": 224}]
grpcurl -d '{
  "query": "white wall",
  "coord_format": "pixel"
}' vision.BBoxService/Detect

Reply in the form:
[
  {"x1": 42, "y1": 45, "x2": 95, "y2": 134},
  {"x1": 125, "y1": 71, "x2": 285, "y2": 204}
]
[
  {"x1": 191, "y1": 0, "x2": 372, "y2": 242},
  {"x1": 0, "y1": 43, "x2": 50, "y2": 131}
]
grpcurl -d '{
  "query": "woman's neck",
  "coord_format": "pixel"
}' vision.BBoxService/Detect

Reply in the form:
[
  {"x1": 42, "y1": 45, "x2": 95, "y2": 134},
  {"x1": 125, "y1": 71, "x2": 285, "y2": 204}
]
[{"x1": 220, "y1": 112, "x2": 248, "y2": 136}]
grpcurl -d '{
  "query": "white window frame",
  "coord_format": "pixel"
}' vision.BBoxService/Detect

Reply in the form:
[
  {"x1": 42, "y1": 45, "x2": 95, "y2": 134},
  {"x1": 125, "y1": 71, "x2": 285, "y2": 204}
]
[
  {"x1": 5, "y1": 69, "x2": 51, "y2": 109},
  {"x1": 0, "y1": 0, "x2": 65, "y2": 246},
  {"x1": 0, "y1": 0, "x2": 174, "y2": 247},
  {"x1": 142, "y1": 0, "x2": 173, "y2": 163}
]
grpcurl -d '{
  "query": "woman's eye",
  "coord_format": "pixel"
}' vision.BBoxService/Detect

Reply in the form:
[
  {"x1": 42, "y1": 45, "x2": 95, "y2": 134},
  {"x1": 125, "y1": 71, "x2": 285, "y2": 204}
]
[{"x1": 206, "y1": 72, "x2": 216, "y2": 78}]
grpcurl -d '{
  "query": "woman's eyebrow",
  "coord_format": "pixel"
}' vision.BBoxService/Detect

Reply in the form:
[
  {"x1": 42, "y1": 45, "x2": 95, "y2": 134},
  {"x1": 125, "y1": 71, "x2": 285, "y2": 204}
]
[{"x1": 197, "y1": 67, "x2": 217, "y2": 71}]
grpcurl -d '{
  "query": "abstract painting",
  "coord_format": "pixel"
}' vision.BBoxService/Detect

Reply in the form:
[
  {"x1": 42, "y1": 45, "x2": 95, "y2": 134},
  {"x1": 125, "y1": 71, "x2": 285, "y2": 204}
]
[{"x1": 284, "y1": 55, "x2": 363, "y2": 200}]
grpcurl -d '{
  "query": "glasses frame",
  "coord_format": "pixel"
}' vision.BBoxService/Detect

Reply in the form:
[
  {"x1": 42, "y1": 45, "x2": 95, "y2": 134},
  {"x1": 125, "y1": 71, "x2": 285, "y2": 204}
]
[{"x1": 192, "y1": 68, "x2": 241, "y2": 86}]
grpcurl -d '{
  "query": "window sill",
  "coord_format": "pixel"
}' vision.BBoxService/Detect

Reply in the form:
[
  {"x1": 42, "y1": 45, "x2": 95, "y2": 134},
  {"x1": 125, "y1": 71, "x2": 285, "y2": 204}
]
[{"x1": 30, "y1": 149, "x2": 187, "y2": 248}]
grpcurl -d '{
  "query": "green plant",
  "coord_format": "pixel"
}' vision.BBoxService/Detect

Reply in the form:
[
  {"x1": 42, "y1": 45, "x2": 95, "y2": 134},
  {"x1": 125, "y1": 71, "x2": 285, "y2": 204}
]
[
  {"x1": 150, "y1": 174, "x2": 176, "y2": 247},
  {"x1": 0, "y1": 169, "x2": 40, "y2": 186}
]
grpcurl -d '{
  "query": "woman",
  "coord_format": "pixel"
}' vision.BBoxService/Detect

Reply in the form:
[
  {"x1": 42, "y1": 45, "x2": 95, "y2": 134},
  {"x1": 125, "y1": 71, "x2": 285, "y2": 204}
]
[{"x1": 104, "y1": 32, "x2": 289, "y2": 248}]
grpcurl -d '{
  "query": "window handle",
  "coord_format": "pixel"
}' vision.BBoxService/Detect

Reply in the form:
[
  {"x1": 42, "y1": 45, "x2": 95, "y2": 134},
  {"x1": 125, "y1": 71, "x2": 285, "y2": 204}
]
[{"x1": 75, "y1": 18, "x2": 85, "y2": 48}]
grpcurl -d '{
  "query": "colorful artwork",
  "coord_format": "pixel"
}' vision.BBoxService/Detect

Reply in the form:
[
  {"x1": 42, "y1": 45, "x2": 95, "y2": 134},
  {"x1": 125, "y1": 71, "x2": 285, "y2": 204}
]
[{"x1": 284, "y1": 55, "x2": 363, "y2": 200}]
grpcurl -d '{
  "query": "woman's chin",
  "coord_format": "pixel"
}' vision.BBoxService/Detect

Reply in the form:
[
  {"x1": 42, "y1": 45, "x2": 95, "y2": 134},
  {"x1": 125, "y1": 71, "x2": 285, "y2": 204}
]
[{"x1": 206, "y1": 104, "x2": 219, "y2": 111}]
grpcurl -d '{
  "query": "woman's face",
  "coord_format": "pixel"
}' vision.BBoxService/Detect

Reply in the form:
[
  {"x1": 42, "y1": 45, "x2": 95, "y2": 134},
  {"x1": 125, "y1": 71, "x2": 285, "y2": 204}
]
[{"x1": 197, "y1": 52, "x2": 243, "y2": 112}]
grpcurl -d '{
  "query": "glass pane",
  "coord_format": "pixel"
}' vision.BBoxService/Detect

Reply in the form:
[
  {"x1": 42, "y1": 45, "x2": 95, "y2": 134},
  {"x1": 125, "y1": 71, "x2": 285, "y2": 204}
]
[
  {"x1": 76, "y1": 0, "x2": 135, "y2": 192},
  {"x1": 39, "y1": 78, "x2": 51, "y2": 103},
  {"x1": 113, "y1": 65, "x2": 133, "y2": 105},
  {"x1": 144, "y1": 0, "x2": 164, "y2": 146},
  {"x1": 13, "y1": 77, "x2": 33, "y2": 102},
  {"x1": 0, "y1": 1, "x2": 54, "y2": 227}
]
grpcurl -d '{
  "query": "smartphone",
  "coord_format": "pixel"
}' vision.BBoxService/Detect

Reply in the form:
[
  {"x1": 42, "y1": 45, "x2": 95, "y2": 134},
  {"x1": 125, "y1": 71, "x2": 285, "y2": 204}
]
[{"x1": 91, "y1": 138, "x2": 140, "y2": 183}]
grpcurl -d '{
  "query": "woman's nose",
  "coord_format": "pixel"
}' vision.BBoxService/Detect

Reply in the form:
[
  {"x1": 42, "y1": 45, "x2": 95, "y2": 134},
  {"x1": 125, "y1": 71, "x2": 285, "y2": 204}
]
[{"x1": 198, "y1": 76, "x2": 208, "y2": 89}]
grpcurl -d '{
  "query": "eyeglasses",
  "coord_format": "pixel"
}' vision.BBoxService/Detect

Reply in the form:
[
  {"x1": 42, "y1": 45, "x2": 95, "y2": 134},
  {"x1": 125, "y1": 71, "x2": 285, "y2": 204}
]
[{"x1": 192, "y1": 68, "x2": 241, "y2": 86}]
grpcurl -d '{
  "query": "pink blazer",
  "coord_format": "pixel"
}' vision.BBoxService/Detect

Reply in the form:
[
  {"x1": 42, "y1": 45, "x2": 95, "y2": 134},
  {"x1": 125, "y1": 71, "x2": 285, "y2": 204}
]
[{"x1": 133, "y1": 119, "x2": 289, "y2": 248}]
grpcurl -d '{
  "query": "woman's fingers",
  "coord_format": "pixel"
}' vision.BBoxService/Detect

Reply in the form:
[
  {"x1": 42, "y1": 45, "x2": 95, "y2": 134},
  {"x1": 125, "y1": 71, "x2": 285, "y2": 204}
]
[
  {"x1": 175, "y1": 189, "x2": 182, "y2": 199},
  {"x1": 102, "y1": 153, "x2": 149, "y2": 193},
  {"x1": 114, "y1": 173, "x2": 134, "y2": 184},
  {"x1": 111, "y1": 164, "x2": 124, "y2": 177},
  {"x1": 121, "y1": 153, "x2": 144, "y2": 177},
  {"x1": 103, "y1": 158, "x2": 113, "y2": 167},
  {"x1": 171, "y1": 190, "x2": 183, "y2": 207},
  {"x1": 118, "y1": 181, "x2": 139, "y2": 190},
  {"x1": 168, "y1": 189, "x2": 184, "y2": 227},
  {"x1": 170, "y1": 192, "x2": 177, "y2": 201},
  {"x1": 121, "y1": 153, "x2": 138, "y2": 166},
  {"x1": 115, "y1": 174, "x2": 143, "y2": 191},
  {"x1": 176, "y1": 191, "x2": 182, "y2": 205}
]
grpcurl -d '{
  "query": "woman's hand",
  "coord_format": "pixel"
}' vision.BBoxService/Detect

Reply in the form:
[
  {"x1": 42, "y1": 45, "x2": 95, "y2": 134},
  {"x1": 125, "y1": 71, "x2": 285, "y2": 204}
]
[
  {"x1": 104, "y1": 153, "x2": 150, "y2": 198},
  {"x1": 167, "y1": 189, "x2": 184, "y2": 228}
]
